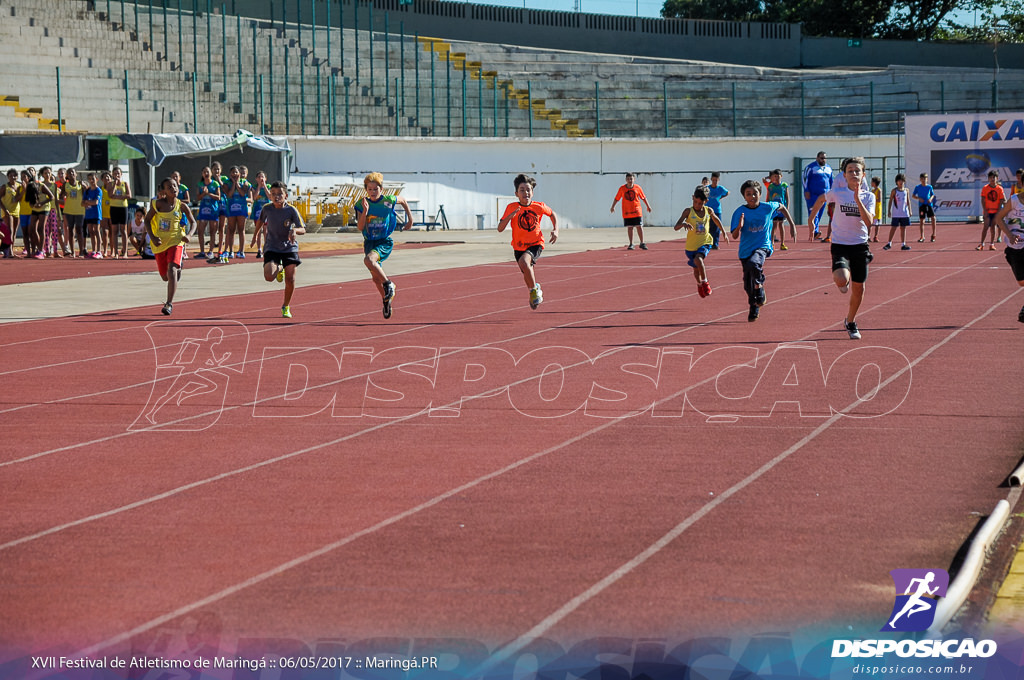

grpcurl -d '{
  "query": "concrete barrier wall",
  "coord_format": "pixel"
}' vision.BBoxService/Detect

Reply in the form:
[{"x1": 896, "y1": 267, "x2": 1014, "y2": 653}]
[{"x1": 290, "y1": 135, "x2": 898, "y2": 229}]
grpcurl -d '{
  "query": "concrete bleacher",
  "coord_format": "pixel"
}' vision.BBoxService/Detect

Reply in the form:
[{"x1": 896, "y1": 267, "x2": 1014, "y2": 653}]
[{"x1": 2, "y1": 0, "x2": 1023, "y2": 138}]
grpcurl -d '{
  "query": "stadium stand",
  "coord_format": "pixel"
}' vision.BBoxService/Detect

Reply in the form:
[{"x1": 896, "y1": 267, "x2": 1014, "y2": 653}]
[{"x1": 1, "y1": 0, "x2": 1023, "y2": 138}]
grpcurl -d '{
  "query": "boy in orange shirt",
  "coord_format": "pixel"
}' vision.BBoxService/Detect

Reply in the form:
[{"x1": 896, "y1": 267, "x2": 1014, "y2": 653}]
[
  {"x1": 498, "y1": 174, "x2": 559, "y2": 309},
  {"x1": 610, "y1": 172, "x2": 652, "y2": 250},
  {"x1": 979, "y1": 170, "x2": 1005, "y2": 251}
]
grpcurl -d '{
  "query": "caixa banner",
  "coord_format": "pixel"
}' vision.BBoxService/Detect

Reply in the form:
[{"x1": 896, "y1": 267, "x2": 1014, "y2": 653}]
[{"x1": 905, "y1": 113, "x2": 1024, "y2": 218}]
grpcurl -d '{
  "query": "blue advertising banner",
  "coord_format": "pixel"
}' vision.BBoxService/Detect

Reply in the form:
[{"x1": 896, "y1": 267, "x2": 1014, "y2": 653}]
[{"x1": 906, "y1": 112, "x2": 1024, "y2": 217}]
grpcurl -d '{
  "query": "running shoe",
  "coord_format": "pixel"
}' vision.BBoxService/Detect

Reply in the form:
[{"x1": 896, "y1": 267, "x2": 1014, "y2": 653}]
[
  {"x1": 822, "y1": 237, "x2": 831, "y2": 243},
  {"x1": 780, "y1": 243, "x2": 788, "y2": 250},
  {"x1": 237, "y1": 251, "x2": 245, "y2": 259},
  {"x1": 529, "y1": 285, "x2": 543, "y2": 310},
  {"x1": 220, "y1": 253, "x2": 229, "y2": 264},
  {"x1": 33, "y1": 251, "x2": 45, "y2": 259},
  {"x1": 384, "y1": 280, "x2": 397, "y2": 303},
  {"x1": 256, "y1": 249, "x2": 263, "y2": 258},
  {"x1": 627, "y1": 244, "x2": 634, "y2": 250},
  {"x1": 753, "y1": 286, "x2": 766, "y2": 307},
  {"x1": 194, "y1": 251, "x2": 207, "y2": 259},
  {"x1": 989, "y1": 244, "x2": 996, "y2": 251},
  {"x1": 901, "y1": 245, "x2": 911, "y2": 251},
  {"x1": 700, "y1": 281, "x2": 712, "y2": 297},
  {"x1": 383, "y1": 296, "x2": 392, "y2": 319},
  {"x1": 844, "y1": 318, "x2": 861, "y2": 340},
  {"x1": 882, "y1": 243, "x2": 892, "y2": 250},
  {"x1": 1019, "y1": 305, "x2": 1024, "y2": 324},
  {"x1": 276, "y1": 267, "x2": 284, "y2": 283},
  {"x1": 161, "y1": 302, "x2": 172, "y2": 316},
  {"x1": 281, "y1": 305, "x2": 292, "y2": 319},
  {"x1": 975, "y1": 244, "x2": 984, "y2": 251},
  {"x1": 206, "y1": 253, "x2": 219, "y2": 264},
  {"x1": 697, "y1": 282, "x2": 707, "y2": 298},
  {"x1": 638, "y1": 243, "x2": 648, "y2": 250},
  {"x1": 747, "y1": 304, "x2": 759, "y2": 322}
]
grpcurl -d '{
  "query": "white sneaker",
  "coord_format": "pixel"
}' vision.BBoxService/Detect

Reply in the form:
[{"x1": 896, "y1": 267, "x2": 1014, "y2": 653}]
[
  {"x1": 529, "y1": 285, "x2": 543, "y2": 309},
  {"x1": 844, "y1": 319, "x2": 861, "y2": 340}
]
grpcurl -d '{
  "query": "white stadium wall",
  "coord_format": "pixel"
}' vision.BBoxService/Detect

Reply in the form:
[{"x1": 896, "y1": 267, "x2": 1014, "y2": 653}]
[{"x1": 290, "y1": 135, "x2": 899, "y2": 230}]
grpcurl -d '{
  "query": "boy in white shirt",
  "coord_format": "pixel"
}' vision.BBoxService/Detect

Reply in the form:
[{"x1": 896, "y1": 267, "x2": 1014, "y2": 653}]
[{"x1": 807, "y1": 157, "x2": 875, "y2": 339}]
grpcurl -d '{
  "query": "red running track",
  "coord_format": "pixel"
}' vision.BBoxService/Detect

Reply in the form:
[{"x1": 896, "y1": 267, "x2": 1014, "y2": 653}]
[{"x1": 0, "y1": 235, "x2": 1022, "y2": 666}]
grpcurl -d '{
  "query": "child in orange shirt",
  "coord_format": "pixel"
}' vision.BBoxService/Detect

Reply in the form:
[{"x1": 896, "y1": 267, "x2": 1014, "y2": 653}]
[
  {"x1": 610, "y1": 172, "x2": 652, "y2": 250},
  {"x1": 979, "y1": 170, "x2": 1005, "y2": 251},
  {"x1": 498, "y1": 173, "x2": 559, "y2": 309}
]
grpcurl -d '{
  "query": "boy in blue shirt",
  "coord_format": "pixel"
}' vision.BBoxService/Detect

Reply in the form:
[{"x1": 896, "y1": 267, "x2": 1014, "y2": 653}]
[
  {"x1": 731, "y1": 180, "x2": 796, "y2": 321},
  {"x1": 707, "y1": 172, "x2": 729, "y2": 249},
  {"x1": 82, "y1": 173, "x2": 103, "y2": 258},
  {"x1": 912, "y1": 173, "x2": 937, "y2": 243},
  {"x1": 356, "y1": 172, "x2": 414, "y2": 319}
]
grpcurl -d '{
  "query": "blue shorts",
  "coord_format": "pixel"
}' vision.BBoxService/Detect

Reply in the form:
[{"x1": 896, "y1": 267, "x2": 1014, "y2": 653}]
[
  {"x1": 227, "y1": 197, "x2": 249, "y2": 217},
  {"x1": 19, "y1": 214, "x2": 30, "y2": 229},
  {"x1": 686, "y1": 245, "x2": 712, "y2": 268},
  {"x1": 198, "y1": 204, "x2": 218, "y2": 221},
  {"x1": 364, "y1": 236, "x2": 393, "y2": 263},
  {"x1": 891, "y1": 217, "x2": 910, "y2": 228}
]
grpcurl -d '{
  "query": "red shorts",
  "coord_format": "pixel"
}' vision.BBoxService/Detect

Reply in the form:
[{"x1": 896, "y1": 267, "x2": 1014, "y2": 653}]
[{"x1": 155, "y1": 244, "x2": 185, "y2": 279}]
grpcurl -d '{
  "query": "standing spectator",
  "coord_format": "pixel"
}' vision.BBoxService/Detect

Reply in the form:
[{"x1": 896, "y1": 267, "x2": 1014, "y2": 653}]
[
  {"x1": 979, "y1": 171, "x2": 1005, "y2": 251},
  {"x1": 706, "y1": 172, "x2": 729, "y2": 249},
  {"x1": 61, "y1": 169, "x2": 87, "y2": 258},
  {"x1": 913, "y1": 173, "x2": 937, "y2": 243},
  {"x1": 106, "y1": 166, "x2": 132, "y2": 259},
  {"x1": 762, "y1": 169, "x2": 792, "y2": 250},
  {"x1": 610, "y1": 172, "x2": 652, "y2": 250},
  {"x1": 803, "y1": 151, "x2": 833, "y2": 240},
  {"x1": 1, "y1": 168, "x2": 22, "y2": 258}
]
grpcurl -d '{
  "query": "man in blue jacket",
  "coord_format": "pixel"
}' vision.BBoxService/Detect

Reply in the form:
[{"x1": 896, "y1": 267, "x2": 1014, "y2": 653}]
[{"x1": 803, "y1": 151, "x2": 833, "y2": 240}]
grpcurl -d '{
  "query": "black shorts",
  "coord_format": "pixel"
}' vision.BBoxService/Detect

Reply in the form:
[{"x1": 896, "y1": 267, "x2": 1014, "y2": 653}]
[
  {"x1": 831, "y1": 242, "x2": 873, "y2": 284},
  {"x1": 623, "y1": 217, "x2": 643, "y2": 227},
  {"x1": 1006, "y1": 247, "x2": 1024, "y2": 282},
  {"x1": 109, "y1": 206, "x2": 128, "y2": 224},
  {"x1": 919, "y1": 205, "x2": 935, "y2": 219},
  {"x1": 514, "y1": 245, "x2": 543, "y2": 263},
  {"x1": 264, "y1": 250, "x2": 301, "y2": 268}
]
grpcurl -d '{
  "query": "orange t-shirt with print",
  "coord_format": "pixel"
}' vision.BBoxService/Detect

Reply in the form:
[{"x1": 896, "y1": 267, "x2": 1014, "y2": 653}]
[
  {"x1": 501, "y1": 200, "x2": 552, "y2": 250},
  {"x1": 981, "y1": 183, "x2": 1006, "y2": 213},
  {"x1": 614, "y1": 184, "x2": 646, "y2": 219}
]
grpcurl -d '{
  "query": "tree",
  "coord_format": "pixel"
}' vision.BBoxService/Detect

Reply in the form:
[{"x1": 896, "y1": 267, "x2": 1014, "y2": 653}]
[{"x1": 661, "y1": 0, "x2": 1007, "y2": 42}]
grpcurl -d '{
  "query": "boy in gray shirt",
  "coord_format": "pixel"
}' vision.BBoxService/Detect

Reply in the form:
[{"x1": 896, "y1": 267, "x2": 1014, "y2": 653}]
[{"x1": 251, "y1": 181, "x2": 306, "y2": 318}]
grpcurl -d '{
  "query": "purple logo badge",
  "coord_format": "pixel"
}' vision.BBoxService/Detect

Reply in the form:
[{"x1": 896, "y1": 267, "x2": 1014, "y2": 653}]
[{"x1": 881, "y1": 569, "x2": 949, "y2": 632}]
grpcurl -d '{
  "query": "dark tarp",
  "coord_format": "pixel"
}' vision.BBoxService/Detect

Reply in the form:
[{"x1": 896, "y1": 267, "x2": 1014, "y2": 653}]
[{"x1": 0, "y1": 135, "x2": 82, "y2": 167}]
